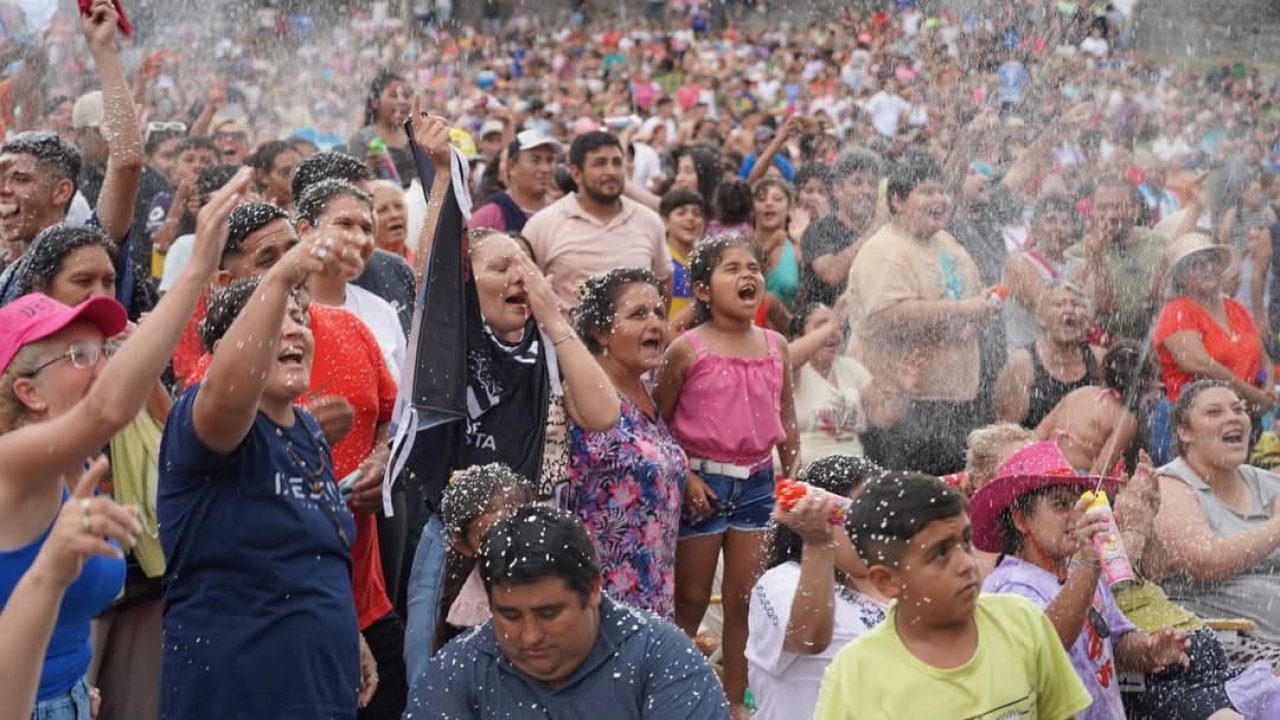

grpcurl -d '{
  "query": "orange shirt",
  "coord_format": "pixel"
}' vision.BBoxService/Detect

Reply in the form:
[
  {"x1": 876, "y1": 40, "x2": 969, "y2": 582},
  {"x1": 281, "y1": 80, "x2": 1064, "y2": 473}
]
[
  {"x1": 190, "y1": 304, "x2": 397, "y2": 629},
  {"x1": 1154, "y1": 296, "x2": 1263, "y2": 401}
]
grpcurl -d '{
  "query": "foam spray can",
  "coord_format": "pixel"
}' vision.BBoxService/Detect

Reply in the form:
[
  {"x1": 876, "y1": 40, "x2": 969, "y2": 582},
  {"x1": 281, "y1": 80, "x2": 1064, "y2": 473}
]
[{"x1": 1080, "y1": 490, "x2": 1137, "y2": 590}]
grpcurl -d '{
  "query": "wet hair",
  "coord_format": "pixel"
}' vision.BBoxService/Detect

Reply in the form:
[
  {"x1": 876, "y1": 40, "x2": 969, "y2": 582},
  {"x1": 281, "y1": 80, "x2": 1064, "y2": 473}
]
[
  {"x1": 964, "y1": 423, "x2": 1036, "y2": 491},
  {"x1": 0, "y1": 131, "x2": 82, "y2": 213},
  {"x1": 575, "y1": 267, "x2": 662, "y2": 354},
  {"x1": 848, "y1": 471, "x2": 967, "y2": 567},
  {"x1": 712, "y1": 178, "x2": 753, "y2": 226},
  {"x1": 885, "y1": 155, "x2": 943, "y2": 214},
  {"x1": 16, "y1": 224, "x2": 117, "y2": 297},
  {"x1": 196, "y1": 164, "x2": 241, "y2": 205},
  {"x1": 1033, "y1": 279, "x2": 1090, "y2": 327},
  {"x1": 175, "y1": 135, "x2": 218, "y2": 158},
  {"x1": 1034, "y1": 193, "x2": 1078, "y2": 222},
  {"x1": 1171, "y1": 379, "x2": 1234, "y2": 457},
  {"x1": 223, "y1": 202, "x2": 290, "y2": 268},
  {"x1": 441, "y1": 463, "x2": 534, "y2": 541},
  {"x1": 287, "y1": 137, "x2": 320, "y2": 156},
  {"x1": 794, "y1": 162, "x2": 835, "y2": 192},
  {"x1": 478, "y1": 505, "x2": 600, "y2": 600},
  {"x1": 200, "y1": 277, "x2": 261, "y2": 351},
  {"x1": 246, "y1": 140, "x2": 295, "y2": 173},
  {"x1": 144, "y1": 129, "x2": 184, "y2": 158},
  {"x1": 766, "y1": 455, "x2": 884, "y2": 570},
  {"x1": 290, "y1": 151, "x2": 373, "y2": 204},
  {"x1": 687, "y1": 233, "x2": 763, "y2": 327},
  {"x1": 568, "y1": 131, "x2": 622, "y2": 169},
  {"x1": 670, "y1": 143, "x2": 722, "y2": 203},
  {"x1": 363, "y1": 70, "x2": 407, "y2": 128},
  {"x1": 1102, "y1": 340, "x2": 1144, "y2": 398},
  {"x1": 832, "y1": 147, "x2": 883, "y2": 181},
  {"x1": 752, "y1": 176, "x2": 795, "y2": 207},
  {"x1": 658, "y1": 188, "x2": 705, "y2": 219},
  {"x1": 294, "y1": 178, "x2": 372, "y2": 226}
]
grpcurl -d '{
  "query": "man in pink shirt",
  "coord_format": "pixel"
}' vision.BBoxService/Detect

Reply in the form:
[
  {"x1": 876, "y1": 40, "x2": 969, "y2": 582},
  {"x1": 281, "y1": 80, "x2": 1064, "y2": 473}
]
[
  {"x1": 522, "y1": 131, "x2": 671, "y2": 309},
  {"x1": 469, "y1": 129, "x2": 560, "y2": 234}
]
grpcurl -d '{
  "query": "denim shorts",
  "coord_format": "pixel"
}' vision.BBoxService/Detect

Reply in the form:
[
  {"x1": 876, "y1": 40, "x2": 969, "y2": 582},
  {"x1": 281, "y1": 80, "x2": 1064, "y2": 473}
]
[
  {"x1": 679, "y1": 464, "x2": 774, "y2": 538},
  {"x1": 31, "y1": 678, "x2": 92, "y2": 720}
]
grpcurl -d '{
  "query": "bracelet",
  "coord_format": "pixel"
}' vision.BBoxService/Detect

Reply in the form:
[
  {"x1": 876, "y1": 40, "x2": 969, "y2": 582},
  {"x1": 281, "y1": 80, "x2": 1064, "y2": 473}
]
[{"x1": 552, "y1": 330, "x2": 577, "y2": 347}]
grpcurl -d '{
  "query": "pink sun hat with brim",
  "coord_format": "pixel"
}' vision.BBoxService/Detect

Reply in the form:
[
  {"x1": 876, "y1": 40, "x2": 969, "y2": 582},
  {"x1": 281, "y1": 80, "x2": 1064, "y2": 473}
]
[
  {"x1": 0, "y1": 294, "x2": 128, "y2": 375},
  {"x1": 969, "y1": 441, "x2": 1124, "y2": 553}
]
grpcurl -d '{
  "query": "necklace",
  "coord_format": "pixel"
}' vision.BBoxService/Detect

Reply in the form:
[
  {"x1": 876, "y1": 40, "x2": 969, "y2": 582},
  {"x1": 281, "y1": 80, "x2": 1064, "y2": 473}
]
[{"x1": 274, "y1": 421, "x2": 350, "y2": 551}]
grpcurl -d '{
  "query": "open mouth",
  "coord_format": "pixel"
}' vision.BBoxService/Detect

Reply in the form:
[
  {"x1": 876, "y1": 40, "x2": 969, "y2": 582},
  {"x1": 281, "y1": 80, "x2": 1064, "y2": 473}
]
[
  {"x1": 504, "y1": 290, "x2": 529, "y2": 309},
  {"x1": 737, "y1": 280, "x2": 759, "y2": 303},
  {"x1": 1222, "y1": 428, "x2": 1247, "y2": 446},
  {"x1": 0, "y1": 203, "x2": 20, "y2": 227},
  {"x1": 640, "y1": 332, "x2": 664, "y2": 352},
  {"x1": 278, "y1": 345, "x2": 306, "y2": 366}
]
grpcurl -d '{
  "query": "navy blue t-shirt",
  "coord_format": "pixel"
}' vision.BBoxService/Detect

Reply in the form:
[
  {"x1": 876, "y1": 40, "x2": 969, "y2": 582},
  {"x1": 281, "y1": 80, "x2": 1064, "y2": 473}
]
[{"x1": 158, "y1": 385, "x2": 359, "y2": 719}]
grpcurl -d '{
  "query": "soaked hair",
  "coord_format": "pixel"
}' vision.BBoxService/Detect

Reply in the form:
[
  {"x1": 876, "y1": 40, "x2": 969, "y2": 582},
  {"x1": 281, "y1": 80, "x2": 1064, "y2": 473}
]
[
  {"x1": 290, "y1": 151, "x2": 373, "y2": 204},
  {"x1": 794, "y1": 162, "x2": 834, "y2": 192},
  {"x1": 245, "y1": 140, "x2": 295, "y2": 173},
  {"x1": 1172, "y1": 379, "x2": 1234, "y2": 457},
  {"x1": 670, "y1": 143, "x2": 722, "y2": 203},
  {"x1": 568, "y1": 131, "x2": 623, "y2": 169},
  {"x1": 687, "y1": 233, "x2": 763, "y2": 327},
  {"x1": 363, "y1": 70, "x2": 407, "y2": 128},
  {"x1": 1033, "y1": 280, "x2": 1090, "y2": 327},
  {"x1": 575, "y1": 268, "x2": 662, "y2": 354},
  {"x1": 712, "y1": 178, "x2": 753, "y2": 226},
  {"x1": 294, "y1": 179, "x2": 372, "y2": 227},
  {"x1": 964, "y1": 423, "x2": 1036, "y2": 491},
  {"x1": 885, "y1": 155, "x2": 943, "y2": 214},
  {"x1": 199, "y1": 277, "x2": 302, "y2": 352},
  {"x1": 223, "y1": 203, "x2": 290, "y2": 268},
  {"x1": 196, "y1": 164, "x2": 241, "y2": 205},
  {"x1": 175, "y1": 135, "x2": 218, "y2": 158},
  {"x1": 832, "y1": 147, "x2": 883, "y2": 181},
  {"x1": 752, "y1": 176, "x2": 795, "y2": 208},
  {"x1": 1034, "y1": 193, "x2": 1078, "y2": 223},
  {"x1": 441, "y1": 463, "x2": 534, "y2": 541},
  {"x1": 478, "y1": 505, "x2": 600, "y2": 600},
  {"x1": 16, "y1": 224, "x2": 117, "y2": 296},
  {"x1": 1102, "y1": 340, "x2": 1144, "y2": 399},
  {"x1": 766, "y1": 455, "x2": 884, "y2": 570},
  {"x1": 658, "y1": 188, "x2": 705, "y2": 219},
  {"x1": 0, "y1": 131, "x2": 82, "y2": 212},
  {"x1": 788, "y1": 302, "x2": 828, "y2": 340},
  {"x1": 848, "y1": 471, "x2": 966, "y2": 567}
]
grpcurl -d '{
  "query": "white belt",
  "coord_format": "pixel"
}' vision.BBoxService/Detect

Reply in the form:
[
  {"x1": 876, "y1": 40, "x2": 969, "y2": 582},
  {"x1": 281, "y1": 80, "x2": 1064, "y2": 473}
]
[{"x1": 688, "y1": 457, "x2": 761, "y2": 480}]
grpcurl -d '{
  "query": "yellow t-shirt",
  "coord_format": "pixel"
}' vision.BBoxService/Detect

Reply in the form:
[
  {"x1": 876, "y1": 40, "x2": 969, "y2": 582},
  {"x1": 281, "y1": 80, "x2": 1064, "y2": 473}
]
[
  {"x1": 846, "y1": 221, "x2": 982, "y2": 401},
  {"x1": 814, "y1": 593, "x2": 1091, "y2": 720}
]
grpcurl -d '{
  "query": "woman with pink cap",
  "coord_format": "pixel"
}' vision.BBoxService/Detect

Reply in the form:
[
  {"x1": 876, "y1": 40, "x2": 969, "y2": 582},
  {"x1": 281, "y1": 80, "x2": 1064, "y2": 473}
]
[{"x1": 0, "y1": 168, "x2": 250, "y2": 718}]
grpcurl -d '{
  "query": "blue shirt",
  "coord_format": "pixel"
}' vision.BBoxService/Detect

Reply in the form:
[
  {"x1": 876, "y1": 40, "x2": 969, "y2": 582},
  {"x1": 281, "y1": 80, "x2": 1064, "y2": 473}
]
[
  {"x1": 739, "y1": 153, "x2": 795, "y2": 183},
  {"x1": 158, "y1": 385, "x2": 359, "y2": 719},
  {"x1": 0, "y1": 490, "x2": 125, "y2": 700},
  {"x1": 405, "y1": 597, "x2": 729, "y2": 719}
]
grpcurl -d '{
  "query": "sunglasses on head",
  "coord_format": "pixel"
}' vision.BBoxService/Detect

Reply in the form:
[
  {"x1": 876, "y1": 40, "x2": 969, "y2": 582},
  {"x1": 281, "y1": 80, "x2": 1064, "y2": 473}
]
[{"x1": 145, "y1": 121, "x2": 188, "y2": 144}]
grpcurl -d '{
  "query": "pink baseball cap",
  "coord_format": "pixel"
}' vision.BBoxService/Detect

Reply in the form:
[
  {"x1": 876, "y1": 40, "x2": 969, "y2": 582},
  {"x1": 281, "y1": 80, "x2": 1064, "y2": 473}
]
[{"x1": 0, "y1": 294, "x2": 128, "y2": 375}]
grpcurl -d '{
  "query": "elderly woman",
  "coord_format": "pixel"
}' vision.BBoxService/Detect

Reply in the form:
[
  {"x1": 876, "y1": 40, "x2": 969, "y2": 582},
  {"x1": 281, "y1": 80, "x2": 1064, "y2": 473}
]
[
  {"x1": 994, "y1": 280, "x2": 1101, "y2": 429},
  {"x1": 562, "y1": 268, "x2": 688, "y2": 617},
  {"x1": 0, "y1": 172, "x2": 249, "y2": 718},
  {"x1": 1156, "y1": 380, "x2": 1280, "y2": 667},
  {"x1": 1154, "y1": 234, "x2": 1273, "y2": 412}
]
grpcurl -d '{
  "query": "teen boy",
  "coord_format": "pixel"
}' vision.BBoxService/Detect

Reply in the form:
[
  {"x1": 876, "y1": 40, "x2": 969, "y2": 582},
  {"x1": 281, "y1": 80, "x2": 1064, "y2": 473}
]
[{"x1": 814, "y1": 472, "x2": 1092, "y2": 719}]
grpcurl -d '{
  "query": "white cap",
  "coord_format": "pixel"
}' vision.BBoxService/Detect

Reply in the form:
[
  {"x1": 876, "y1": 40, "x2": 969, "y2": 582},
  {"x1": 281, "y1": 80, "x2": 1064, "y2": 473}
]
[
  {"x1": 71, "y1": 91, "x2": 104, "y2": 130},
  {"x1": 514, "y1": 129, "x2": 561, "y2": 152},
  {"x1": 479, "y1": 120, "x2": 505, "y2": 138}
]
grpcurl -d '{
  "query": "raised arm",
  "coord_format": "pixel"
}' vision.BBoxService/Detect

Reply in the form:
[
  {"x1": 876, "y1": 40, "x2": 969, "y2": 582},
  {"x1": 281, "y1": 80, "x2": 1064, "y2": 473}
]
[
  {"x1": 776, "y1": 495, "x2": 839, "y2": 655},
  {"x1": 1154, "y1": 474, "x2": 1280, "y2": 582},
  {"x1": 407, "y1": 99, "x2": 454, "y2": 291},
  {"x1": 82, "y1": 0, "x2": 143, "y2": 243}
]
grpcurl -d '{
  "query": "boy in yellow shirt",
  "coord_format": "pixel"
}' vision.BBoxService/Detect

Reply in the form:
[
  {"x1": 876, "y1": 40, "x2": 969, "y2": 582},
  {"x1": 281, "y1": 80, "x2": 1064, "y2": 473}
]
[{"x1": 814, "y1": 472, "x2": 1091, "y2": 719}]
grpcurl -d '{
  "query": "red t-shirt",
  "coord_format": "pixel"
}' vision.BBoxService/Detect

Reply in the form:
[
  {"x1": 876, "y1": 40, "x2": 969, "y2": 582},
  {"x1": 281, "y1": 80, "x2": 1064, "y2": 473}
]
[
  {"x1": 190, "y1": 304, "x2": 397, "y2": 630},
  {"x1": 172, "y1": 292, "x2": 208, "y2": 389},
  {"x1": 1153, "y1": 296, "x2": 1263, "y2": 401}
]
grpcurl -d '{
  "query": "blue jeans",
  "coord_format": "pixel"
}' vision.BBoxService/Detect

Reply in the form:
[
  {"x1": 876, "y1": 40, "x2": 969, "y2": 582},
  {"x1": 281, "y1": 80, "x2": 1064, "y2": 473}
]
[
  {"x1": 679, "y1": 465, "x2": 775, "y2": 538},
  {"x1": 31, "y1": 679, "x2": 91, "y2": 720},
  {"x1": 403, "y1": 513, "x2": 447, "y2": 689}
]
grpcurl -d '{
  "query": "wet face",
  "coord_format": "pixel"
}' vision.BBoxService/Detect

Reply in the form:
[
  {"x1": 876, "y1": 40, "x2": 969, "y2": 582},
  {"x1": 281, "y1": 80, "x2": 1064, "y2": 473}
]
[
  {"x1": 47, "y1": 246, "x2": 117, "y2": 306},
  {"x1": 148, "y1": 137, "x2": 182, "y2": 184},
  {"x1": 372, "y1": 184, "x2": 408, "y2": 250},
  {"x1": 220, "y1": 218, "x2": 299, "y2": 284},
  {"x1": 673, "y1": 154, "x2": 699, "y2": 192},
  {"x1": 798, "y1": 177, "x2": 830, "y2": 217},
  {"x1": 472, "y1": 235, "x2": 533, "y2": 340},
  {"x1": 753, "y1": 185, "x2": 790, "y2": 232},
  {"x1": 894, "y1": 178, "x2": 951, "y2": 239},
  {"x1": 572, "y1": 145, "x2": 625, "y2": 205},
  {"x1": 1091, "y1": 184, "x2": 1136, "y2": 245},
  {"x1": 1033, "y1": 209, "x2": 1074, "y2": 254},
  {"x1": 696, "y1": 245, "x2": 764, "y2": 323},
  {"x1": 1037, "y1": 286, "x2": 1088, "y2": 343},
  {"x1": 176, "y1": 148, "x2": 216, "y2": 184},
  {"x1": 665, "y1": 203, "x2": 706, "y2": 248},
  {"x1": 213, "y1": 125, "x2": 250, "y2": 163},
  {"x1": 802, "y1": 306, "x2": 839, "y2": 370},
  {"x1": 884, "y1": 514, "x2": 980, "y2": 627},
  {"x1": 300, "y1": 195, "x2": 375, "y2": 280},
  {"x1": 511, "y1": 146, "x2": 556, "y2": 198},
  {"x1": 837, "y1": 170, "x2": 877, "y2": 224},
  {"x1": 1177, "y1": 386, "x2": 1250, "y2": 468},
  {"x1": 262, "y1": 296, "x2": 314, "y2": 403},
  {"x1": 597, "y1": 282, "x2": 667, "y2": 373},
  {"x1": 489, "y1": 576, "x2": 602, "y2": 687},
  {"x1": 377, "y1": 81, "x2": 413, "y2": 126},
  {"x1": 1175, "y1": 251, "x2": 1226, "y2": 299},
  {"x1": 0, "y1": 153, "x2": 72, "y2": 248},
  {"x1": 1013, "y1": 485, "x2": 1084, "y2": 563},
  {"x1": 12, "y1": 321, "x2": 108, "y2": 421},
  {"x1": 263, "y1": 149, "x2": 302, "y2": 208}
]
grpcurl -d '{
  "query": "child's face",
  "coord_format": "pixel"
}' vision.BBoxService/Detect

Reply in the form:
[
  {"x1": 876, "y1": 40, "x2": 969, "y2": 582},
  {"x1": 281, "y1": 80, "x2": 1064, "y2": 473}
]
[
  {"x1": 878, "y1": 514, "x2": 980, "y2": 627},
  {"x1": 1014, "y1": 486, "x2": 1083, "y2": 563},
  {"x1": 696, "y1": 245, "x2": 764, "y2": 322},
  {"x1": 462, "y1": 504, "x2": 517, "y2": 557}
]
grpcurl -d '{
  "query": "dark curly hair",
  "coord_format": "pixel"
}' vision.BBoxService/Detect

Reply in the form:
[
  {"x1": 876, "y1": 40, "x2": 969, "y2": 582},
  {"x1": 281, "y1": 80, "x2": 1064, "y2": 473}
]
[
  {"x1": 441, "y1": 463, "x2": 534, "y2": 543},
  {"x1": 766, "y1": 455, "x2": 884, "y2": 570},
  {"x1": 16, "y1": 224, "x2": 117, "y2": 296},
  {"x1": 223, "y1": 202, "x2": 290, "y2": 269},
  {"x1": 574, "y1": 267, "x2": 662, "y2": 354},
  {"x1": 363, "y1": 70, "x2": 407, "y2": 128},
  {"x1": 687, "y1": 233, "x2": 763, "y2": 327},
  {"x1": 294, "y1": 179, "x2": 372, "y2": 226},
  {"x1": 1, "y1": 131, "x2": 82, "y2": 213}
]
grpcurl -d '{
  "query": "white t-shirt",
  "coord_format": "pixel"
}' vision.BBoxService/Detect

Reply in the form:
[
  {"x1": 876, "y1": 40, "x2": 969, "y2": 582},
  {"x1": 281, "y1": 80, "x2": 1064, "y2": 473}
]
[
  {"x1": 864, "y1": 91, "x2": 910, "y2": 138},
  {"x1": 794, "y1": 358, "x2": 873, "y2": 468},
  {"x1": 746, "y1": 562, "x2": 887, "y2": 720},
  {"x1": 1080, "y1": 36, "x2": 1109, "y2": 58},
  {"x1": 630, "y1": 141, "x2": 664, "y2": 193},
  {"x1": 159, "y1": 233, "x2": 196, "y2": 293},
  {"x1": 343, "y1": 283, "x2": 407, "y2": 380}
]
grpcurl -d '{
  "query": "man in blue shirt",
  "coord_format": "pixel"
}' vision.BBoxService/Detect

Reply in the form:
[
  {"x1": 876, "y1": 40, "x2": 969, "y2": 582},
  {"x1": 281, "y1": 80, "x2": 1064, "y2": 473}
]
[{"x1": 405, "y1": 506, "x2": 729, "y2": 719}]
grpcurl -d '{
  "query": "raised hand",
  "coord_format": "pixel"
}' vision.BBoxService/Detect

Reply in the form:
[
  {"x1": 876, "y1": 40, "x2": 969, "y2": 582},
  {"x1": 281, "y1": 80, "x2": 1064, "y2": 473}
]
[
  {"x1": 33, "y1": 457, "x2": 141, "y2": 589},
  {"x1": 408, "y1": 95, "x2": 452, "y2": 173},
  {"x1": 82, "y1": 0, "x2": 120, "y2": 51},
  {"x1": 188, "y1": 168, "x2": 253, "y2": 279}
]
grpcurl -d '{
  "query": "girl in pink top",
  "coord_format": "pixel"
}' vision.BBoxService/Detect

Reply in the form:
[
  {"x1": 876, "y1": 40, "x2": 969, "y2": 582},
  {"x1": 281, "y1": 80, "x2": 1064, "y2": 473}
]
[{"x1": 655, "y1": 234, "x2": 800, "y2": 720}]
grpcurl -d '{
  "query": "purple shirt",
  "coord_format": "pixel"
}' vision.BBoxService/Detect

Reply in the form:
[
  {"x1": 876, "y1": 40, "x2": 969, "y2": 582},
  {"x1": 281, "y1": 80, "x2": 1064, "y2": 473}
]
[{"x1": 983, "y1": 555, "x2": 1134, "y2": 720}]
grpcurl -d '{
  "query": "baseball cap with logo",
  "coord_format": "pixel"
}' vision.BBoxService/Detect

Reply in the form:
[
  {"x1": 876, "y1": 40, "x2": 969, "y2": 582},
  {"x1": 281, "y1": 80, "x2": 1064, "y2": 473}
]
[{"x1": 0, "y1": 294, "x2": 128, "y2": 376}]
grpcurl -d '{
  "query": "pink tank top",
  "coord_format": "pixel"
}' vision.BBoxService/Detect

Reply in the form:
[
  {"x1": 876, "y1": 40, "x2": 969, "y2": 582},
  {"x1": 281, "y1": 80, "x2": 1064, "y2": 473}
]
[{"x1": 670, "y1": 328, "x2": 786, "y2": 465}]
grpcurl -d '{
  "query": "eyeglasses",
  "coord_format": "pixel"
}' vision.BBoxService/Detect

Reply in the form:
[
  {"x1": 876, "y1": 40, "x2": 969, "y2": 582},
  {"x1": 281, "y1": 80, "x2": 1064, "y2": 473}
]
[
  {"x1": 144, "y1": 121, "x2": 188, "y2": 143},
  {"x1": 21, "y1": 340, "x2": 118, "y2": 377}
]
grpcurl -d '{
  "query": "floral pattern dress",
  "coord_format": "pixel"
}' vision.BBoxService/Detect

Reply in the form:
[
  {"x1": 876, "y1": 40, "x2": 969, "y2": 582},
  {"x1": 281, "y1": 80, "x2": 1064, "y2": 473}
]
[{"x1": 564, "y1": 394, "x2": 688, "y2": 618}]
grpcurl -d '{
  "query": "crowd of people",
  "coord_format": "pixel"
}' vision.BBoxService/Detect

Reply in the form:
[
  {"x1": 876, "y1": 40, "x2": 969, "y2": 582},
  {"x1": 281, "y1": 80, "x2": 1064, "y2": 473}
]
[{"x1": 4, "y1": 0, "x2": 1280, "y2": 718}]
